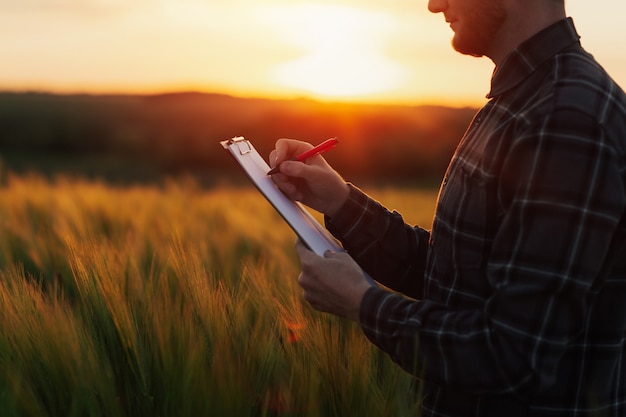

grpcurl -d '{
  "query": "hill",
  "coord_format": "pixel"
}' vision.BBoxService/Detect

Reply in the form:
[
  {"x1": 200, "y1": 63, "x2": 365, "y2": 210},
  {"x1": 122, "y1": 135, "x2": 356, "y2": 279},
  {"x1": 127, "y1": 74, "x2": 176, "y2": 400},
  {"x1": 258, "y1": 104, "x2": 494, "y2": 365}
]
[{"x1": 0, "y1": 91, "x2": 477, "y2": 185}]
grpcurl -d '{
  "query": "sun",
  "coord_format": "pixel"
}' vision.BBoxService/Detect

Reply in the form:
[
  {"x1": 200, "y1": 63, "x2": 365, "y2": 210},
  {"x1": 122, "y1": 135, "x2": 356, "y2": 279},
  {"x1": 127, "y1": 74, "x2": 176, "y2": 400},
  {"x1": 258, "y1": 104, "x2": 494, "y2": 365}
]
[{"x1": 262, "y1": 4, "x2": 406, "y2": 100}]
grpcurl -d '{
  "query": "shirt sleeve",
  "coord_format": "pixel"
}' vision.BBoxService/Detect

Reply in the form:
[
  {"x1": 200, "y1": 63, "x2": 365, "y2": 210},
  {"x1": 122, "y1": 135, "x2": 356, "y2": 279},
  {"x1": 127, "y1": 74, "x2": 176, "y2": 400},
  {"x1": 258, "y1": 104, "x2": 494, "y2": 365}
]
[
  {"x1": 356, "y1": 107, "x2": 626, "y2": 396},
  {"x1": 325, "y1": 184, "x2": 431, "y2": 299}
]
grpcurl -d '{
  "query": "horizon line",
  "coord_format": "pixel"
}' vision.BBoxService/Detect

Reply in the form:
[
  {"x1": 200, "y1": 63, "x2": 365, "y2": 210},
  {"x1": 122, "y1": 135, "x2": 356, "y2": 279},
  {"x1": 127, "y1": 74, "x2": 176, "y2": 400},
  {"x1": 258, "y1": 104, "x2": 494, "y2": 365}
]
[{"x1": 0, "y1": 87, "x2": 482, "y2": 109}]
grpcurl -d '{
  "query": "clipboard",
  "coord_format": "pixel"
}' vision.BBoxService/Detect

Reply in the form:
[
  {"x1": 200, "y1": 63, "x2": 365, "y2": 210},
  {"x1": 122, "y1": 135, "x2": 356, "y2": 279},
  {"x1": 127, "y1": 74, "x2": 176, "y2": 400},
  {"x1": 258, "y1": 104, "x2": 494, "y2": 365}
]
[
  {"x1": 221, "y1": 136, "x2": 343, "y2": 255},
  {"x1": 221, "y1": 136, "x2": 376, "y2": 285}
]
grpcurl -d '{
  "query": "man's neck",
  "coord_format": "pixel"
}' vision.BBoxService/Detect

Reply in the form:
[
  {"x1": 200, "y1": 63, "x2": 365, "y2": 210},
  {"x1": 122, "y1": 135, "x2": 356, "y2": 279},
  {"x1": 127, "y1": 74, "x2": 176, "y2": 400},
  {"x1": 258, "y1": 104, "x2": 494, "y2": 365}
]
[{"x1": 487, "y1": 2, "x2": 566, "y2": 66}]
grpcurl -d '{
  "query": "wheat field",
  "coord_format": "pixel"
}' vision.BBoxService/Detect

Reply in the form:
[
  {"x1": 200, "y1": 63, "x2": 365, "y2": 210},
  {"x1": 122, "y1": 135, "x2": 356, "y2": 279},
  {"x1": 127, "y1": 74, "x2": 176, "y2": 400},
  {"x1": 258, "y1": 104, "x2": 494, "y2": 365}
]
[{"x1": 0, "y1": 173, "x2": 438, "y2": 417}]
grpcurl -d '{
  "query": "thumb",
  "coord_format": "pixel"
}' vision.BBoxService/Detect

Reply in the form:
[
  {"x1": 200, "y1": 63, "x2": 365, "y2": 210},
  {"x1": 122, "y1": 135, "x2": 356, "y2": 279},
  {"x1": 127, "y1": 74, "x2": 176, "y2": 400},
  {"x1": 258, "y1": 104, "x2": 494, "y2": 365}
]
[
  {"x1": 324, "y1": 250, "x2": 354, "y2": 266},
  {"x1": 280, "y1": 160, "x2": 317, "y2": 179}
]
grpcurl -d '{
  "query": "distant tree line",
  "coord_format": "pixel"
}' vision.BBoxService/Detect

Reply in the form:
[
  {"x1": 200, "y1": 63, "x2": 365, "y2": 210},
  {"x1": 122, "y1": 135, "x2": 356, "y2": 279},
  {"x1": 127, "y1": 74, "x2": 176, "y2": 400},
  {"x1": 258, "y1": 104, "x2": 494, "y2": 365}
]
[{"x1": 0, "y1": 92, "x2": 477, "y2": 186}]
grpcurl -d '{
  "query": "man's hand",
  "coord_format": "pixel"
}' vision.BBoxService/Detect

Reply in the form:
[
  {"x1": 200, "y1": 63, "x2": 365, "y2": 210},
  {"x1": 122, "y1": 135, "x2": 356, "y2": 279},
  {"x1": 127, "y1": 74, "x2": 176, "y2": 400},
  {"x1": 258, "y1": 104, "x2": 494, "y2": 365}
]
[
  {"x1": 269, "y1": 139, "x2": 349, "y2": 218},
  {"x1": 295, "y1": 240, "x2": 373, "y2": 322}
]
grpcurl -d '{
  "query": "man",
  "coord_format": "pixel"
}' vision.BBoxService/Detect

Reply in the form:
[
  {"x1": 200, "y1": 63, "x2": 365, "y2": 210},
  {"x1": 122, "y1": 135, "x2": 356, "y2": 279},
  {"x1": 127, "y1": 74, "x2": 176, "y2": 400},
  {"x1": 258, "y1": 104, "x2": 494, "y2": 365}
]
[{"x1": 269, "y1": 0, "x2": 626, "y2": 415}]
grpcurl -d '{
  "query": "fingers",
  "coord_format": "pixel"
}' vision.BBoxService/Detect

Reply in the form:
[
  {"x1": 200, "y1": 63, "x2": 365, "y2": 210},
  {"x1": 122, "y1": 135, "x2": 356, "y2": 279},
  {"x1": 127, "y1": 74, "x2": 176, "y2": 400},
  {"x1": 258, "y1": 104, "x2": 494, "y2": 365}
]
[
  {"x1": 295, "y1": 243, "x2": 326, "y2": 311},
  {"x1": 269, "y1": 149, "x2": 278, "y2": 168},
  {"x1": 297, "y1": 272, "x2": 321, "y2": 310},
  {"x1": 279, "y1": 159, "x2": 316, "y2": 179},
  {"x1": 295, "y1": 240, "x2": 327, "y2": 281},
  {"x1": 270, "y1": 139, "x2": 316, "y2": 195},
  {"x1": 295, "y1": 239, "x2": 315, "y2": 264},
  {"x1": 294, "y1": 240, "x2": 368, "y2": 321},
  {"x1": 296, "y1": 240, "x2": 344, "y2": 269},
  {"x1": 274, "y1": 138, "x2": 313, "y2": 166},
  {"x1": 296, "y1": 247, "x2": 322, "y2": 310},
  {"x1": 272, "y1": 174, "x2": 303, "y2": 201}
]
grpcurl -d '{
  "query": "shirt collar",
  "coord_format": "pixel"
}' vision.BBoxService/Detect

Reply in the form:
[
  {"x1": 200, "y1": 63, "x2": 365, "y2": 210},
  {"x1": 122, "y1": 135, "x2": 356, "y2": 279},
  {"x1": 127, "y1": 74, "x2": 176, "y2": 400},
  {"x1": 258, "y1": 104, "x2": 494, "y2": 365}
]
[{"x1": 487, "y1": 17, "x2": 581, "y2": 99}]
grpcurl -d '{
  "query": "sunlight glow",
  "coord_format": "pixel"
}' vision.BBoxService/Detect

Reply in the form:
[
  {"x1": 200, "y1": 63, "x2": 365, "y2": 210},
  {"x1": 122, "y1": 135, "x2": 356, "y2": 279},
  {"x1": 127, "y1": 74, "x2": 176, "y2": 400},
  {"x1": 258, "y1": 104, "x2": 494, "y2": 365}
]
[
  {"x1": 263, "y1": 4, "x2": 407, "y2": 99},
  {"x1": 1, "y1": 0, "x2": 625, "y2": 106}
]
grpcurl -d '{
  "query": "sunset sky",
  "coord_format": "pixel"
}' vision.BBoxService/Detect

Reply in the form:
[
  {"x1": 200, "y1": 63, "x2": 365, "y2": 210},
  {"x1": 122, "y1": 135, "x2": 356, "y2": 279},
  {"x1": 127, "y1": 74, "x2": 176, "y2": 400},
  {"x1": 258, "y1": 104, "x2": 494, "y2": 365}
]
[{"x1": 1, "y1": 0, "x2": 625, "y2": 106}]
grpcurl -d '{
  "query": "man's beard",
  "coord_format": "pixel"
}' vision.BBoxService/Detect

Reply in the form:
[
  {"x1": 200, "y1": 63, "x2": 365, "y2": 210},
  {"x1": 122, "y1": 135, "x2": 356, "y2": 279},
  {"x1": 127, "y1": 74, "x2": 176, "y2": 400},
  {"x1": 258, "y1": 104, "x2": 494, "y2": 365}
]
[{"x1": 452, "y1": 1, "x2": 507, "y2": 58}]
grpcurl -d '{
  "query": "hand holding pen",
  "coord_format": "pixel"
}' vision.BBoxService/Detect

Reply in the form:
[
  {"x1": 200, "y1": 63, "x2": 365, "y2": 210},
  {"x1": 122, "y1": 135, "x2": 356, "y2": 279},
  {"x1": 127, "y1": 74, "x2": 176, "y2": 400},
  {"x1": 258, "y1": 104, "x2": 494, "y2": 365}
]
[
  {"x1": 267, "y1": 137, "x2": 338, "y2": 175},
  {"x1": 269, "y1": 137, "x2": 349, "y2": 217}
]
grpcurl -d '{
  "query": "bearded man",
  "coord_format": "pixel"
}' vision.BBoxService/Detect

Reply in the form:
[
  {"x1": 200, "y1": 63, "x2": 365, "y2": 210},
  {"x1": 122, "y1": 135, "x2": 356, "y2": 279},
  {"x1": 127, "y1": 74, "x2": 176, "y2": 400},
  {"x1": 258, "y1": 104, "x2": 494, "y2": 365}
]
[{"x1": 270, "y1": 0, "x2": 626, "y2": 415}]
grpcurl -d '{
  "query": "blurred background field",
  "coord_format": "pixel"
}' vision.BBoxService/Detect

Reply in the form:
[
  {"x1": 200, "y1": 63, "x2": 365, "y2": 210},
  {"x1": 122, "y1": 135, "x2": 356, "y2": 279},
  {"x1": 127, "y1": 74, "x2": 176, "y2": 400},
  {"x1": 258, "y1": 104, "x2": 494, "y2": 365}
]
[
  {"x1": 0, "y1": 91, "x2": 448, "y2": 416},
  {"x1": 0, "y1": 92, "x2": 475, "y2": 186},
  {"x1": 0, "y1": 173, "x2": 437, "y2": 416}
]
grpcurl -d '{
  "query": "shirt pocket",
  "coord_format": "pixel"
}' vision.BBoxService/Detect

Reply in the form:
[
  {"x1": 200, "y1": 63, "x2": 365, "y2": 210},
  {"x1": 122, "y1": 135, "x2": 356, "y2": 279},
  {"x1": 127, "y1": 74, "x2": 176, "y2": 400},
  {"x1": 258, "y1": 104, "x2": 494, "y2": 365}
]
[{"x1": 434, "y1": 165, "x2": 494, "y2": 271}]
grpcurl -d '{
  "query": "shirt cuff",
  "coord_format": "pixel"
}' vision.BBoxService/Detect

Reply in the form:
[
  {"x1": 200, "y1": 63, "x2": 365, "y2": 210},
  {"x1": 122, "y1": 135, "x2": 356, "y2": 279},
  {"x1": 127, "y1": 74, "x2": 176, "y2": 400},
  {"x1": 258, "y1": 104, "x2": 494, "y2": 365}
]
[
  {"x1": 359, "y1": 286, "x2": 403, "y2": 334},
  {"x1": 359, "y1": 285, "x2": 421, "y2": 351},
  {"x1": 324, "y1": 183, "x2": 370, "y2": 239}
]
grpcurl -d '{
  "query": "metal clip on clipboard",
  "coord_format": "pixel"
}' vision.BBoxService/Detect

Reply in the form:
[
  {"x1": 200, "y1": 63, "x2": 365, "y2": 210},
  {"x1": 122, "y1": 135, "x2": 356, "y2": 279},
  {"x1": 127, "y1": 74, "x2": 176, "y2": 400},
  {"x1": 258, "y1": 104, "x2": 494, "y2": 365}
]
[{"x1": 224, "y1": 136, "x2": 252, "y2": 155}]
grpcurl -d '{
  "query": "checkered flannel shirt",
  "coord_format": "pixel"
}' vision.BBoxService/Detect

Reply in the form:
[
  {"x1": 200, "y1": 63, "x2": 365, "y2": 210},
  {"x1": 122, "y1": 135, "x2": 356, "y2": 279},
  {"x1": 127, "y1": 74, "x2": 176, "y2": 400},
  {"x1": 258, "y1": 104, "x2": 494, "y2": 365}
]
[{"x1": 325, "y1": 18, "x2": 626, "y2": 416}]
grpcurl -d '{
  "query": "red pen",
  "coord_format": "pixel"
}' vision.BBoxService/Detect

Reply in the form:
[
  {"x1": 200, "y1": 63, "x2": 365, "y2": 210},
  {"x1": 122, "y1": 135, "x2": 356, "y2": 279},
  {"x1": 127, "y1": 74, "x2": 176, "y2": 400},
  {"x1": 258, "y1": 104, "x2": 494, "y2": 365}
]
[{"x1": 267, "y1": 137, "x2": 338, "y2": 175}]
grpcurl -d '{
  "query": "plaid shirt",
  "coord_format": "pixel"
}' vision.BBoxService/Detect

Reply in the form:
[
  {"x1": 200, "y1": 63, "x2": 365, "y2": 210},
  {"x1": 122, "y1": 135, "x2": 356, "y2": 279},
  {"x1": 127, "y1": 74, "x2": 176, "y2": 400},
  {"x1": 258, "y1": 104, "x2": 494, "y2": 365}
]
[{"x1": 325, "y1": 18, "x2": 626, "y2": 416}]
